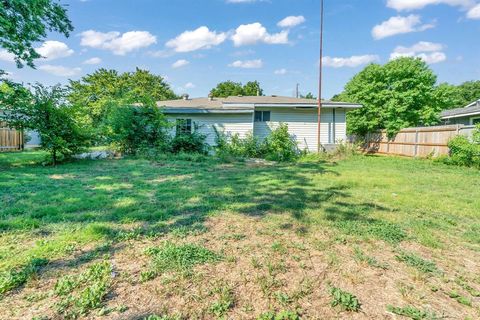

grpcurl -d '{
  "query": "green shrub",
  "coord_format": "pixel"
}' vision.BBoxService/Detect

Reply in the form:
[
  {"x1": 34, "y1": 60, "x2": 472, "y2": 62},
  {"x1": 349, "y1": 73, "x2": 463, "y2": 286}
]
[
  {"x1": 262, "y1": 123, "x2": 299, "y2": 162},
  {"x1": 445, "y1": 135, "x2": 480, "y2": 168},
  {"x1": 215, "y1": 123, "x2": 299, "y2": 162},
  {"x1": 443, "y1": 125, "x2": 480, "y2": 168},
  {"x1": 170, "y1": 131, "x2": 208, "y2": 155},
  {"x1": 105, "y1": 103, "x2": 170, "y2": 154}
]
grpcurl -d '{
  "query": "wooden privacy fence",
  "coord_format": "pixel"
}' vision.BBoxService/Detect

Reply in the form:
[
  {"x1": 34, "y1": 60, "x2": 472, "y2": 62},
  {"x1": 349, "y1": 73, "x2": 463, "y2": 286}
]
[
  {"x1": 362, "y1": 125, "x2": 474, "y2": 158},
  {"x1": 0, "y1": 122, "x2": 24, "y2": 152}
]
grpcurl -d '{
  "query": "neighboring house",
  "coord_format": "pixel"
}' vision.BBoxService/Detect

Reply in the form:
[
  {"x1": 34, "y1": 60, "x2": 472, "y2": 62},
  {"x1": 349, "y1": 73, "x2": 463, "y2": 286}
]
[
  {"x1": 441, "y1": 99, "x2": 480, "y2": 126},
  {"x1": 159, "y1": 95, "x2": 362, "y2": 152}
]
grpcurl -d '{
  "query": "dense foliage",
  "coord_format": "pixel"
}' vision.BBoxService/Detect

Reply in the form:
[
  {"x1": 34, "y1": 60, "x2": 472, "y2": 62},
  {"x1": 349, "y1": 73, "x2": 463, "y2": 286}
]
[
  {"x1": 105, "y1": 103, "x2": 170, "y2": 154},
  {"x1": 209, "y1": 81, "x2": 264, "y2": 98},
  {"x1": 442, "y1": 125, "x2": 480, "y2": 168},
  {"x1": 0, "y1": 0, "x2": 73, "y2": 69},
  {"x1": 0, "y1": 83, "x2": 90, "y2": 164},
  {"x1": 215, "y1": 123, "x2": 299, "y2": 162},
  {"x1": 68, "y1": 68, "x2": 177, "y2": 128},
  {"x1": 170, "y1": 131, "x2": 208, "y2": 155},
  {"x1": 334, "y1": 58, "x2": 440, "y2": 137}
]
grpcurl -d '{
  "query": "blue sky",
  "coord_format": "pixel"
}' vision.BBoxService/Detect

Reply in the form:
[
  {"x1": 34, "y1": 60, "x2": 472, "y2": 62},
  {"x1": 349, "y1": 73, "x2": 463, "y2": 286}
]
[{"x1": 1, "y1": 0, "x2": 480, "y2": 98}]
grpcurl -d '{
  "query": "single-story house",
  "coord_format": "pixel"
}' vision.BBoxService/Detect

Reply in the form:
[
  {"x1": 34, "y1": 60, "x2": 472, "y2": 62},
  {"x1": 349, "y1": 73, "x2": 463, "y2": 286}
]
[
  {"x1": 159, "y1": 95, "x2": 362, "y2": 152},
  {"x1": 441, "y1": 99, "x2": 480, "y2": 126}
]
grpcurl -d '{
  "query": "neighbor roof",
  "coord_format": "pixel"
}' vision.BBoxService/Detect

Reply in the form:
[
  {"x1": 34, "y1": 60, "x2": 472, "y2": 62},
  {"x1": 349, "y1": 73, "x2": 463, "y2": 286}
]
[
  {"x1": 157, "y1": 95, "x2": 361, "y2": 114},
  {"x1": 441, "y1": 99, "x2": 480, "y2": 119}
]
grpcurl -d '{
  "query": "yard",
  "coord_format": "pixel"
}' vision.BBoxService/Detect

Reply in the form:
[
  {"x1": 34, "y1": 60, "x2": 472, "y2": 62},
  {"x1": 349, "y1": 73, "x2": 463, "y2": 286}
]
[{"x1": 0, "y1": 152, "x2": 479, "y2": 319}]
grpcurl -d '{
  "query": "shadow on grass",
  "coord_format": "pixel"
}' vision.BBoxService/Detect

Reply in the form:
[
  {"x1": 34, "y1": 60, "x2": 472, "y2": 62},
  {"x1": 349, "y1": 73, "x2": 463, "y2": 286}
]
[{"x1": 0, "y1": 155, "x2": 399, "y2": 297}]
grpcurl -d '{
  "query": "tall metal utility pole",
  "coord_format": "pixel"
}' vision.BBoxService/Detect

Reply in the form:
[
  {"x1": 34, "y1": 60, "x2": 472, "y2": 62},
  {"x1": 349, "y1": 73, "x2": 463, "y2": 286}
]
[{"x1": 317, "y1": 0, "x2": 324, "y2": 153}]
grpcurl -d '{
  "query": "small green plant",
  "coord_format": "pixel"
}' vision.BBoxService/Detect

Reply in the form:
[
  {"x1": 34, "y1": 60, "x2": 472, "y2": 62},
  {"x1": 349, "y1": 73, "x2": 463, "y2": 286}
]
[
  {"x1": 54, "y1": 261, "x2": 113, "y2": 318},
  {"x1": 455, "y1": 276, "x2": 480, "y2": 297},
  {"x1": 395, "y1": 251, "x2": 439, "y2": 274},
  {"x1": 257, "y1": 310, "x2": 301, "y2": 320},
  {"x1": 143, "y1": 242, "x2": 221, "y2": 280},
  {"x1": 448, "y1": 291, "x2": 472, "y2": 306},
  {"x1": 144, "y1": 315, "x2": 182, "y2": 320},
  {"x1": 0, "y1": 258, "x2": 48, "y2": 295},
  {"x1": 329, "y1": 287, "x2": 361, "y2": 312},
  {"x1": 209, "y1": 284, "x2": 235, "y2": 318},
  {"x1": 387, "y1": 305, "x2": 439, "y2": 320},
  {"x1": 353, "y1": 247, "x2": 389, "y2": 270}
]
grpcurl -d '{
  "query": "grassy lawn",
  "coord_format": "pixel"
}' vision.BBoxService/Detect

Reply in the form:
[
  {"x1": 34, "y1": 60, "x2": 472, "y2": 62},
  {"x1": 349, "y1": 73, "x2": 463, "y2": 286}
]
[{"x1": 0, "y1": 151, "x2": 479, "y2": 319}]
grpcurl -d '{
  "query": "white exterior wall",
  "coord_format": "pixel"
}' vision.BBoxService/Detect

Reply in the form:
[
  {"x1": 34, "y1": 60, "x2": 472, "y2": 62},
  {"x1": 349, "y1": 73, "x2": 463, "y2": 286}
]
[
  {"x1": 168, "y1": 113, "x2": 254, "y2": 146},
  {"x1": 253, "y1": 108, "x2": 347, "y2": 152}
]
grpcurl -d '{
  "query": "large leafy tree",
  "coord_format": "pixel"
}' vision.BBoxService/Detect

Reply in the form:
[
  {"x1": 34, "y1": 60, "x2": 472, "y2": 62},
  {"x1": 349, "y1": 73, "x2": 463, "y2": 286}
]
[
  {"x1": 0, "y1": 0, "x2": 73, "y2": 69},
  {"x1": 0, "y1": 83, "x2": 90, "y2": 164},
  {"x1": 457, "y1": 81, "x2": 480, "y2": 106},
  {"x1": 210, "y1": 80, "x2": 264, "y2": 98},
  {"x1": 68, "y1": 68, "x2": 177, "y2": 127},
  {"x1": 334, "y1": 57, "x2": 439, "y2": 137}
]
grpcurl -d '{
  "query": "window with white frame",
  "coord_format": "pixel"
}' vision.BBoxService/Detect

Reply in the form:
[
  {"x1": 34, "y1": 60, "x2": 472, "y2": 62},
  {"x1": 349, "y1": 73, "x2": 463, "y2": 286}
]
[
  {"x1": 254, "y1": 111, "x2": 271, "y2": 122},
  {"x1": 176, "y1": 119, "x2": 192, "y2": 135}
]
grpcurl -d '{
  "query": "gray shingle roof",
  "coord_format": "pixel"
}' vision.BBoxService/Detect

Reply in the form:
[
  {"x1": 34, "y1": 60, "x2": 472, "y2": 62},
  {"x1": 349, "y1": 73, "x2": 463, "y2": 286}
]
[
  {"x1": 157, "y1": 95, "x2": 361, "y2": 110},
  {"x1": 441, "y1": 99, "x2": 480, "y2": 119}
]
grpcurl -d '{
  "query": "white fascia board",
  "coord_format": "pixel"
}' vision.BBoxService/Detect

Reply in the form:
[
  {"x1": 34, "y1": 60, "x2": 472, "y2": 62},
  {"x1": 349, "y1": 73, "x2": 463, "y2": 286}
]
[{"x1": 441, "y1": 111, "x2": 480, "y2": 119}]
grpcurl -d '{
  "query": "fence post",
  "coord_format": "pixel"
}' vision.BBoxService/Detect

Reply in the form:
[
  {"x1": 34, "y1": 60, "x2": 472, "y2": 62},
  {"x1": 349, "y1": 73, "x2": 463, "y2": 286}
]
[{"x1": 414, "y1": 129, "x2": 419, "y2": 157}]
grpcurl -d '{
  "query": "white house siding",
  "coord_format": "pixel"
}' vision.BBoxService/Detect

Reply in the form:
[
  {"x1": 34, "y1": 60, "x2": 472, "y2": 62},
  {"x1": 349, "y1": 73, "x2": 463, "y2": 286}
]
[
  {"x1": 253, "y1": 108, "x2": 347, "y2": 152},
  {"x1": 168, "y1": 113, "x2": 254, "y2": 146}
]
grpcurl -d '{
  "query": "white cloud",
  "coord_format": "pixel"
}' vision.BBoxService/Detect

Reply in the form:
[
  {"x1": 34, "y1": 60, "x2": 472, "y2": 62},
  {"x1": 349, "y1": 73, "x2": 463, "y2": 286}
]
[
  {"x1": 277, "y1": 16, "x2": 306, "y2": 28},
  {"x1": 80, "y1": 30, "x2": 157, "y2": 55},
  {"x1": 38, "y1": 65, "x2": 82, "y2": 77},
  {"x1": 467, "y1": 4, "x2": 480, "y2": 18},
  {"x1": 83, "y1": 57, "x2": 102, "y2": 65},
  {"x1": 274, "y1": 68, "x2": 287, "y2": 75},
  {"x1": 172, "y1": 59, "x2": 190, "y2": 68},
  {"x1": 372, "y1": 15, "x2": 434, "y2": 40},
  {"x1": 0, "y1": 50, "x2": 15, "y2": 63},
  {"x1": 166, "y1": 26, "x2": 227, "y2": 53},
  {"x1": 231, "y1": 23, "x2": 289, "y2": 46},
  {"x1": 229, "y1": 59, "x2": 263, "y2": 68},
  {"x1": 387, "y1": 0, "x2": 473, "y2": 11},
  {"x1": 185, "y1": 82, "x2": 196, "y2": 89},
  {"x1": 390, "y1": 41, "x2": 447, "y2": 64},
  {"x1": 323, "y1": 55, "x2": 379, "y2": 68},
  {"x1": 35, "y1": 41, "x2": 74, "y2": 60}
]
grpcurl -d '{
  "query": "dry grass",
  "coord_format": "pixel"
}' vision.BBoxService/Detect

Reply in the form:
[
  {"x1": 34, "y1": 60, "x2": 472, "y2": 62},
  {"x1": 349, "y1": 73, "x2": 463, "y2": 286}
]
[{"x1": 0, "y1": 152, "x2": 479, "y2": 319}]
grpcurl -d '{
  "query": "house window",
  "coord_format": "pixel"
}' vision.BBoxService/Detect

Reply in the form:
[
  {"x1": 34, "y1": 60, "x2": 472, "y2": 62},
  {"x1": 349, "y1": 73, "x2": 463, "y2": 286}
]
[
  {"x1": 176, "y1": 119, "x2": 192, "y2": 135},
  {"x1": 254, "y1": 111, "x2": 271, "y2": 122},
  {"x1": 472, "y1": 117, "x2": 480, "y2": 125}
]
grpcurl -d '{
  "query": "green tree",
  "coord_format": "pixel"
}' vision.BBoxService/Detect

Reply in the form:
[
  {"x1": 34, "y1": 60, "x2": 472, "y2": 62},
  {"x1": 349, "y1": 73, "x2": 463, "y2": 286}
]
[
  {"x1": 242, "y1": 81, "x2": 264, "y2": 96},
  {"x1": 209, "y1": 80, "x2": 264, "y2": 98},
  {"x1": 209, "y1": 81, "x2": 244, "y2": 98},
  {"x1": 431, "y1": 83, "x2": 465, "y2": 112},
  {"x1": 68, "y1": 68, "x2": 176, "y2": 127},
  {"x1": 0, "y1": 0, "x2": 73, "y2": 69},
  {"x1": 336, "y1": 57, "x2": 438, "y2": 137},
  {"x1": 105, "y1": 102, "x2": 169, "y2": 154},
  {"x1": 0, "y1": 83, "x2": 90, "y2": 165},
  {"x1": 301, "y1": 92, "x2": 316, "y2": 100},
  {"x1": 457, "y1": 81, "x2": 480, "y2": 107}
]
